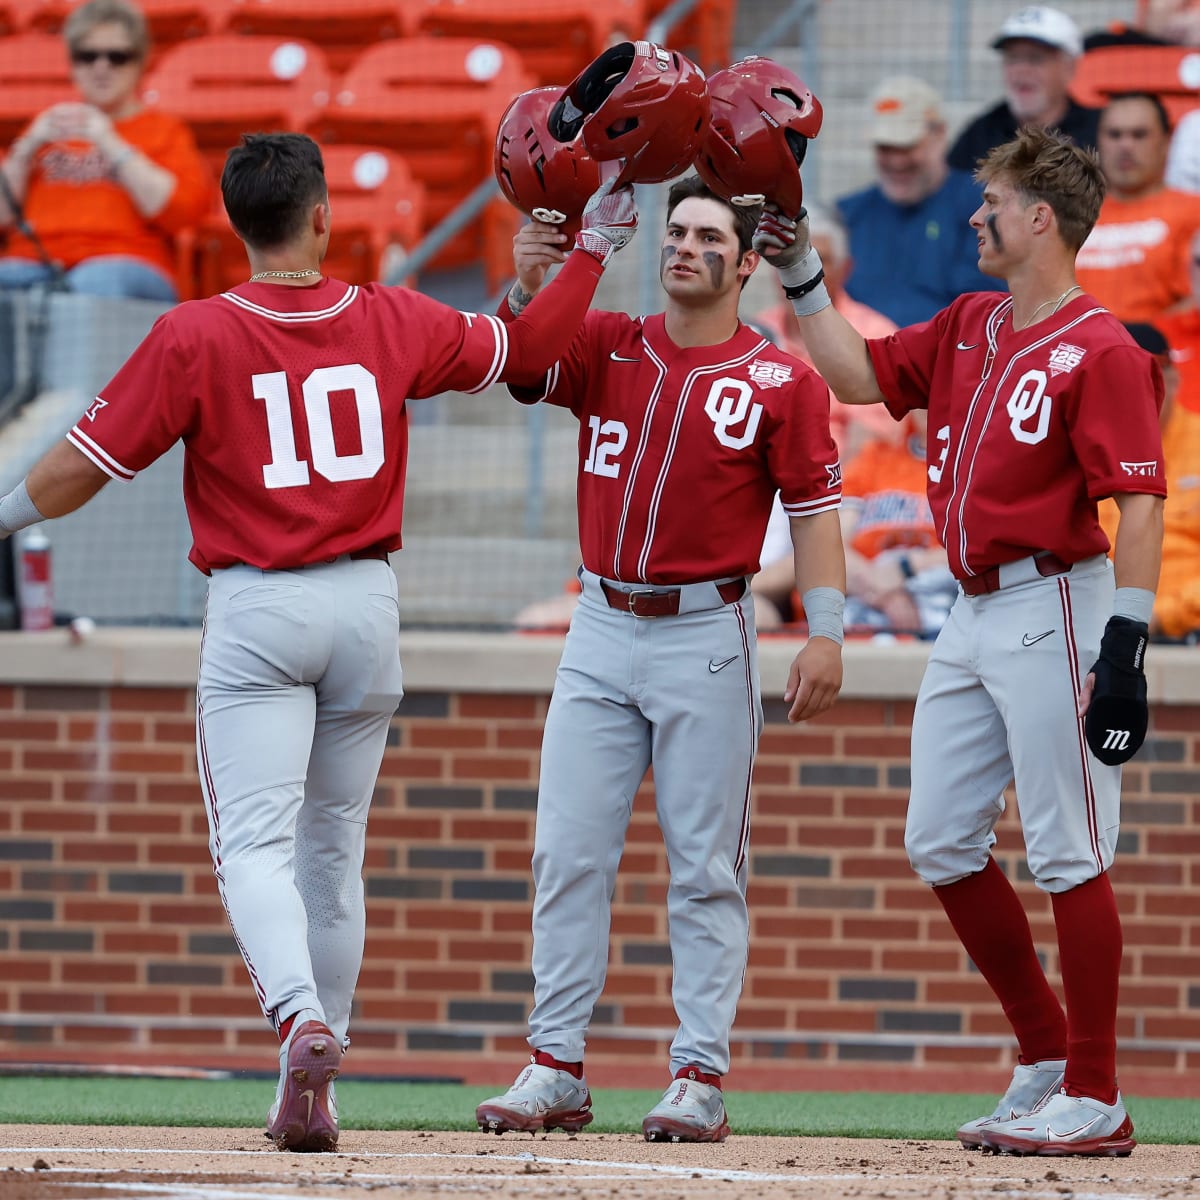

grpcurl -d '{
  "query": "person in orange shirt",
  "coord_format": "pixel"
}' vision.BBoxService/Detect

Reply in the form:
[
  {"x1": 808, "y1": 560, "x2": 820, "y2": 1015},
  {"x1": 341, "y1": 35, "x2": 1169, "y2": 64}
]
[
  {"x1": 1075, "y1": 92, "x2": 1200, "y2": 322},
  {"x1": 0, "y1": 0, "x2": 211, "y2": 300},
  {"x1": 1098, "y1": 320, "x2": 1198, "y2": 639},
  {"x1": 752, "y1": 203, "x2": 899, "y2": 463}
]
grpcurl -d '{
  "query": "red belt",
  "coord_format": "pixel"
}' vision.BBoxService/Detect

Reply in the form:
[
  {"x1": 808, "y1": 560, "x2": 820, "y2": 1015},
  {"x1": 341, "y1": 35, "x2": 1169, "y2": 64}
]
[
  {"x1": 600, "y1": 578, "x2": 746, "y2": 617},
  {"x1": 960, "y1": 552, "x2": 1071, "y2": 597}
]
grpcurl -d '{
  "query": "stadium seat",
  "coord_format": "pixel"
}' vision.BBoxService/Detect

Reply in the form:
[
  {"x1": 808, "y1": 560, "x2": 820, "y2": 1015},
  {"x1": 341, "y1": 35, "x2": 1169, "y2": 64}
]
[
  {"x1": 0, "y1": 31, "x2": 74, "y2": 146},
  {"x1": 1071, "y1": 44, "x2": 1200, "y2": 125},
  {"x1": 224, "y1": 0, "x2": 417, "y2": 73},
  {"x1": 187, "y1": 144, "x2": 426, "y2": 296},
  {"x1": 141, "y1": 35, "x2": 335, "y2": 176},
  {"x1": 642, "y1": 0, "x2": 734, "y2": 72},
  {"x1": 311, "y1": 37, "x2": 533, "y2": 288},
  {"x1": 413, "y1": 0, "x2": 644, "y2": 87}
]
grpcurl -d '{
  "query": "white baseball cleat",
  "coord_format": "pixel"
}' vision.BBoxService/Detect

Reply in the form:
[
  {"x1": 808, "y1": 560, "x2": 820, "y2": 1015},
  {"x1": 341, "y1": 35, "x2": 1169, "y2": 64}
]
[
  {"x1": 642, "y1": 1068, "x2": 731, "y2": 1143},
  {"x1": 956, "y1": 1058, "x2": 1066, "y2": 1148},
  {"x1": 475, "y1": 1060, "x2": 593, "y2": 1134},
  {"x1": 980, "y1": 1089, "x2": 1136, "y2": 1157}
]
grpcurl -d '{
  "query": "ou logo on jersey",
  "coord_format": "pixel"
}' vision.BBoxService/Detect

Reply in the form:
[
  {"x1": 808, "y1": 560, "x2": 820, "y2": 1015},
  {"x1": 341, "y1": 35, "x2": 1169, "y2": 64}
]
[
  {"x1": 705, "y1": 378, "x2": 763, "y2": 450},
  {"x1": 1006, "y1": 369, "x2": 1053, "y2": 445}
]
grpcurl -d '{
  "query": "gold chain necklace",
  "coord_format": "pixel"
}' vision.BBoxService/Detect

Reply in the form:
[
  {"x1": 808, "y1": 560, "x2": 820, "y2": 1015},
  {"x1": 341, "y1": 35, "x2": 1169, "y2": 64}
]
[
  {"x1": 248, "y1": 269, "x2": 321, "y2": 281},
  {"x1": 1014, "y1": 284, "x2": 1081, "y2": 330}
]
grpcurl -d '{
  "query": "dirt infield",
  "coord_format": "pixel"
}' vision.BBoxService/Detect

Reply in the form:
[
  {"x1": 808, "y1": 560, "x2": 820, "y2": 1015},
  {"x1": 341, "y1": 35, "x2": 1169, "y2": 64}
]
[{"x1": 1, "y1": 1126, "x2": 1197, "y2": 1199}]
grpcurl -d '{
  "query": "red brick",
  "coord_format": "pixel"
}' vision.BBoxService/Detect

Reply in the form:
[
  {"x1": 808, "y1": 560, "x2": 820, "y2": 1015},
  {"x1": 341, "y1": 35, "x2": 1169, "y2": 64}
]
[
  {"x1": 745, "y1": 975, "x2": 829, "y2": 1000},
  {"x1": 111, "y1": 749, "x2": 187, "y2": 774},
  {"x1": 63, "y1": 778, "x2": 139, "y2": 802},
  {"x1": 379, "y1": 752, "x2": 444, "y2": 777},
  {"x1": 493, "y1": 849, "x2": 534, "y2": 872},
  {"x1": 794, "y1": 822, "x2": 877, "y2": 848},
  {"x1": 61, "y1": 1025, "x2": 137, "y2": 1043},
  {"x1": 110, "y1": 688, "x2": 190, "y2": 713},
  {"x1": 841, "y1": 856, "x2": 915, "y2": 879},
  {"x1": 62, "y1": 961, "x2": 139, "y2": 984},
  {"x1": 751, "y1": 762, "x2": 792, "y2": 785},
  {"x1": 364, "y1": 936, "x2": 440, "y2": 960},
  {"x1": 63, "y1": 900, "x2": 140, "y2": 922},
  {"x1": 844, "y1": 793, "x2": 907, "y2": 818},
  {"x1": 458, "y1": 695, "x2": 541, "y2": 720},
  {"x1": 759, "y1": 730, "x2": 836, "y2": 756},
  {"x1": 149, "y1": 1028, "x2": 226, "y2": 1044},
  {"x1": 23, "y1": 748, "x2": 103, "y2": 771},
  {"x1": 611, "y1": 912, "x2": 661, "y2": 936},
  {"x1": 145, "y1": 781, "x2": 201, "y2": 805},
  {"x1": 63, "y1": 840, "x2": 138, "y2": 863},
  {"x1": 405, "y1": 968, "x2": 483, "y2": 990},
  {"x1": 409, "y1": 723, "x2": 490, "y2": 749},
  {"x1": 370, "y1": 816, "x2": 445, "y2": 839},
  {"x1": 842, "y1": 734, "x2": 912, "y2": 758},
  {"x1": 754, "y1": 915, "x2": 833, "y2": 940},
  {"x1": 449, "y1": 816, "x2": 532, "y2": 841},
  {"x1": 102, "y1": 931, "x2": 181, "y2": 954},
  {"x1": 152, "y1": 717, "x2": 196, "y2": 744},
  {"x1": 790, "y1": 1006, "x2": 876, "y2": 1032},
  {"x1": 757, "y1": 791, "x2": 834, "y2": 817},
  {"x1": 0, "y1": 717, "x2": 60, "y2": 740},
  {"x1": 449, "y1": 938, "x2": 528, "y2": 962},
  {"x1": 19, "y1": 990, "x2": 97, "y2": 1013},
  {"x1": 107, "y1": 811, "x2": 185, "y2": 836},
  {"x1": 66, "y1": 717, "x2": 146, "y2": 743},
  {"x1": 0, "y1": 960, "x2": 53, "y2": 981},
  {"x1": 811, "y1": 699, "x2": 889, "y2": 726},
  {"x1": 881, "y1": 948, "x2": 961, "y2": 972},
  {"x1": 490, "y1": 911, "x2": 535, "y2": 933},
  {"x1": 451, "y1": 755, "x2": 532, "y2": 781},
  {"x1": 495, "y1": 727, "x2": 546, "y2": 750},
  {"x1": 22, "y1": 810, "x2": 98, "y2": 834},
  {"x1": 406, "y1": 907, "x2": 484, "y2": 932},
  {"x1": 0, "y1": 686, "x2": 15, "y2": 709}
]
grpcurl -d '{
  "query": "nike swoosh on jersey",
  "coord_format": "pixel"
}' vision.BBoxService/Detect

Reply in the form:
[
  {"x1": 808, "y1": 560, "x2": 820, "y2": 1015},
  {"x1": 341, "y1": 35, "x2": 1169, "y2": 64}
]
[
  {"x1": 708, "y1": 655, "x2": 739, "y2": 673},
  {"x1": 956, "y1": 340, "x2": 979, "y2": 351},
  {"x1": 1021, "y1": 630, "x2": 1055, "y2": 646},
  {"x1": 609, "y1": 351, "x2": 640, "y2": 362}
]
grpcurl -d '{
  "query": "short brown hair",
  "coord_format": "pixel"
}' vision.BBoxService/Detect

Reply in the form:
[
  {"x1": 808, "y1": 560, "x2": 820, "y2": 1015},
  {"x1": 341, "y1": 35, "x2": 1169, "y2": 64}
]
[
  {"x1": 64, "y1": 0, "x2": 149, "y2": 61},
  {"x1": 666, "y1": 175, "x2": 762, "y2": 259},
  {"x1": 976, "y1": 126, "x2": 1105, "y2": 251}
]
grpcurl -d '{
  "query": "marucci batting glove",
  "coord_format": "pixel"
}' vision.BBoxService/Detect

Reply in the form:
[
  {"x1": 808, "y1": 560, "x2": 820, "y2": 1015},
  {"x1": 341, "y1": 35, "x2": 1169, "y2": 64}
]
[
  {"x1": 575, "y1": 177, "x2": 638, "y2": 267},
  {"x1": 752, "y1": 204, "x2": 830, "y2": 316},
  {"x1": 1084, "y1": 616, "x2": 1149, "y2": 766}
]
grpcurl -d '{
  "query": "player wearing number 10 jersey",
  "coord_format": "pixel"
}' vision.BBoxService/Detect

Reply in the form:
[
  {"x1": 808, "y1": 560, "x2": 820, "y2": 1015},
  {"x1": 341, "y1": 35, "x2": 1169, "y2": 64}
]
[{"x1": 0, "y1": 132, "x2": 638, "y2": 1151}]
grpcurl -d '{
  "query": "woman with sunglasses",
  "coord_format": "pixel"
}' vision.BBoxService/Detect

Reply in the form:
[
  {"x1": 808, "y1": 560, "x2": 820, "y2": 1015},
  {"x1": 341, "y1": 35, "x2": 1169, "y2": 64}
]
[{"x1": 0, "y1": 0, "x2": 211, "y2": 300}]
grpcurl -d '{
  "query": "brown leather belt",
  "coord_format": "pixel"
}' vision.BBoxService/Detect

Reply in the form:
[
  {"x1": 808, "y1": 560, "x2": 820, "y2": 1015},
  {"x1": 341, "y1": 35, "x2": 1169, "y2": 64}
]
[
  {"x1": 960, "y1": 552, "x2": 1071, "y2": 597},
  {"x1": 600, "y1": 578, "x2": 746, "y2": 618}
]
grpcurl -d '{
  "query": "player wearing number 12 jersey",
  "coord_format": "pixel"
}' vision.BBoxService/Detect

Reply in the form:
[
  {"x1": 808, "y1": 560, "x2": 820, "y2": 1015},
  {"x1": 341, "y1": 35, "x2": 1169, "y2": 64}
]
[
  {"x1": 756, "y1": 127, "x2": 1164, "y2": 1156},
  {"x1": 0, "y1": 132, "x2": 638, "y2": 1151},
  {"x1": 475, "y1": 176, "x2": 846, "y2": 1142}
]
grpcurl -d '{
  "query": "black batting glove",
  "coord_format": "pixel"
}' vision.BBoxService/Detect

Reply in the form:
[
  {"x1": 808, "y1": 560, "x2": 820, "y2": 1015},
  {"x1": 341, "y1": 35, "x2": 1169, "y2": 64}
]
[{"x1": 1084, "y1": 616, "x2": 1149, "y2": 766}]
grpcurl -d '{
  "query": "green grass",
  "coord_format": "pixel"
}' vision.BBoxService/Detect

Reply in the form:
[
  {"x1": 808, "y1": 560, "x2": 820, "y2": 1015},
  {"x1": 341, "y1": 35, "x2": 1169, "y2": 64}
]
[{"x1": 0, "y1": 1078, "x2": 1198, "y2": 1143}]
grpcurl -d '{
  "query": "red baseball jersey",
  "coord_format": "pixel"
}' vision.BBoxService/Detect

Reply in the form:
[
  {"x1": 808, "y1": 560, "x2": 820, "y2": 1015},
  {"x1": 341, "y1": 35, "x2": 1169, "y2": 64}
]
[
  {"x1": 67, "y1": 278, "x2": 526, "y2": 573},
  {"x1": 516, "y1": 311, "x2": 841, "y2": 583},
  {"x1": 868, "y1": 291, "x2": 1166, "y2": 581}
]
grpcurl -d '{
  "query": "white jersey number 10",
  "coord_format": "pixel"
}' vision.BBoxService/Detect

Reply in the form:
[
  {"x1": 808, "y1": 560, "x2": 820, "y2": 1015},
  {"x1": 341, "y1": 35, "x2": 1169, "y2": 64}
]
[{"x1": 253, "y1": 364, "x2": 386, "y2": 489}]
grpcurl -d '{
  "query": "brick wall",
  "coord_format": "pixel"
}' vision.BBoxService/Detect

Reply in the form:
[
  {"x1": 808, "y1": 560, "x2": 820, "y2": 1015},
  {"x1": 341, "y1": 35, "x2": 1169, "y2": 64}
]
[{"x1": 2, "y1": 647, "x2": 1198, "y2": 1087}]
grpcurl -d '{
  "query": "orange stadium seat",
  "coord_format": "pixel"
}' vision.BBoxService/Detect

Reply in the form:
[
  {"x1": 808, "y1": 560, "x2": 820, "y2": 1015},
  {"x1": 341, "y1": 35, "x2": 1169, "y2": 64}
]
[
  {"x1": 1071, "y1": 44, "x2": 1200, "y2": 125},
  {"x1": 224, "y1": 0, "x2": 417, "y2": 73},
  {"x1": 312, "y1": 36, "x2": 533, "y2": 288},
  {"x1": 0, "y1": 31, "x2": 74, "y2": 146},
  {"x1": 141, "y1": 35, "x2": 335, "y2": 175},
  {"x1": 413, "y1": 0, "x2": 644, "y2": 87},
  {"x1": 642, "y1": 0, "x2": 734, "y2": 72},
  {"x1": 187, "y1": 144, "x2": 426, "y2": 296}
]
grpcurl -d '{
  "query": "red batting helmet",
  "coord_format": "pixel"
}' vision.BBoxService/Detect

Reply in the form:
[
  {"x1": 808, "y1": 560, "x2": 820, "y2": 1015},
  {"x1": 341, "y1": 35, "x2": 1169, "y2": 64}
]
[
  {"x1": 694, "y1": 56, "x2": 823, "y2": 214},
  {"x1": 548, "y1": 41, "x2": 710, "y2": 187},
  {"x1": 494, "y1": 86, "x2": 602, "y2": 236}
]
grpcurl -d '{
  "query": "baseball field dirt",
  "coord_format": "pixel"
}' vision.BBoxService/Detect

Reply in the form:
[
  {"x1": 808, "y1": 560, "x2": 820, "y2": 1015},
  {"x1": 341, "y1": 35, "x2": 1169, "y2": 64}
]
[{"x1": 2, "y1": 1126, "x2": 1198, "y2": 1199}]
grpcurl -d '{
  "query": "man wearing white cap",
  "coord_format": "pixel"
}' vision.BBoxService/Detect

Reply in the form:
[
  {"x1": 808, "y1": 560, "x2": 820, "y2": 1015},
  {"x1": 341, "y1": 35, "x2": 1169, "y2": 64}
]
[
  {"x1": 837, "y1": 75, "x2": 1004, "y2": 326},
  {"x1": 948, "y1": 5, "x2": 1101, "y2": 172}
]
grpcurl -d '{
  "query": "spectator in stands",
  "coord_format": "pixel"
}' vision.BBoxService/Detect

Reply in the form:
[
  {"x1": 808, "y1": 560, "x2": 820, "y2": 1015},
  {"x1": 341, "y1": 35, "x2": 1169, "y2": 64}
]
[
  {"x1": 1133, "y1": 0, "x2": 1200, "y2": 43},
  {"x1": 752, "y1": 203, "x2": 898, "y2": 462},
  {"x1": 947, "y1": 6, "x2": 1100, "y2": 173},
  {"x1": 1076, "y1": 92, "x2": 1200, "y2": 321},
  {"x1": 1144, "y1": 263, "x2": 1200, "y2": 639},
  {"x1": 0, "y1": 0, "x2": 211, "y2": 300},
  {"x1": 836, "y1": 76, "x2": 1004, "y2": 328},
  {"x1": 840, "y1": 410, "x2": 956, "y2": 639},
  {"x1": 1166, "y1": 108, "x2": 1200, "y2": 194}
]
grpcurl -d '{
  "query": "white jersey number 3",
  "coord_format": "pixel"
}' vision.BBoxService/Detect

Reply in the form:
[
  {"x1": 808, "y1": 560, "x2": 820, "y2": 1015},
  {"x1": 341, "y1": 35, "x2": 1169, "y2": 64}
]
[
  {"x1": 1006, "y1": 369, "x2": 1052, "y2": 446},
  {"x1": 254, "y1": 364, "x2": 385, "y2": 489}
]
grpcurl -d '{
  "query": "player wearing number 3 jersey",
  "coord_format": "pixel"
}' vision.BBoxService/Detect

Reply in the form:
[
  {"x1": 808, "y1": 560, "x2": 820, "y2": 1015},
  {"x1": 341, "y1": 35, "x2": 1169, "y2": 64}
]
[
  {"x1": 475, "y1": 176, "x2": 846, "y2": 1142},
  {"x1": 756, "y1": 127, "x2": 1164, "y2": 1157},
  {"x1": 0, "y1": 132, "x2": 638, "y2": 1151}
]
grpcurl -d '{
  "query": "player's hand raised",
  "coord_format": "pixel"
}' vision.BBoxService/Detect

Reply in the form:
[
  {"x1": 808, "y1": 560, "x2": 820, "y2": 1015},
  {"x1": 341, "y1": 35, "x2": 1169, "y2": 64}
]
[
  {"x1": 752, "y1": 203, "x2": 810, "y2": 270},
  {"x1": 574, "y1": 176, "x2": 638, "y2": 267}
]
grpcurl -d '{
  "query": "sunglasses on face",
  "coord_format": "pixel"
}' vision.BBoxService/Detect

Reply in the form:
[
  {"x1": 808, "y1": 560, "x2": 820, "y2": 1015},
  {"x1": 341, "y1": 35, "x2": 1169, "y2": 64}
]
[{"x1": 71, "y1": 48, "x2": 138, "y2": 66}]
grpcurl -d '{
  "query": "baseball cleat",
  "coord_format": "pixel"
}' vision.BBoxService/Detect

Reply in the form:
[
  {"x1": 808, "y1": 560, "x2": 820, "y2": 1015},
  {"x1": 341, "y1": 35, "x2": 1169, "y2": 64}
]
[
  {"x1": 266, "y1": 1020, "x2": 340, "y2": 1152},
  {"x1": 956, "y1": 1057, "x2": 1066, "y2": 1149},
  {"x1": 475, "y1": 1061, "x2": 594, "y2": 1134},
  {"x1": 642, "y1": 1068, "x2": 730, "y2": 1143},
  {"x1": 979, "y1": 1089, "x2": 1135, "y2": 1157}
]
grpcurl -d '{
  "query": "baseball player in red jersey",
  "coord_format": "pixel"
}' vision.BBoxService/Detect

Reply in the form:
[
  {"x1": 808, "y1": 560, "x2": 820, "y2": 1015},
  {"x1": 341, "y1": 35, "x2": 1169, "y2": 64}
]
[
  {"x1": 0, "y1": 132, "x2": 638, "y2": 1152},
  {"x1": 755, "y1": 126, "x2": 1165, "y2": 1157},
  {"x1": 475, "y1": 176, "x2": 846, "y2": 1142}
]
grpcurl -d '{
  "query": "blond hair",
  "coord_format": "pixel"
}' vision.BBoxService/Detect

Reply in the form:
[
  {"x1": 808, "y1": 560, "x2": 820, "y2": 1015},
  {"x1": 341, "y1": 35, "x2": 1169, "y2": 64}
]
[{"x1": 64, "y1": 0, "x2": 149, "y2": 60}]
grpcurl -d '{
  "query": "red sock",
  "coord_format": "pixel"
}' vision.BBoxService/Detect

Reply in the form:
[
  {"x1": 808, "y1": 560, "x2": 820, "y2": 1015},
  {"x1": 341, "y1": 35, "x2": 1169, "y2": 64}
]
[
  {"x1": 277, "y1": 1013, "x2": 296, "y2": 1044},
  {"x1": 675, "y1": 1065, "x2": 722, "y2": 1088},
  {"x1": 533, "y1": 1050, "x2": 583, "y2": 1078},
  {"x1": 1052, "y1": 872, "x2": 1122, "y2": 1104},
  {"x1": 933, "y1": 858, "x2": 1067, "y2": 1063}
]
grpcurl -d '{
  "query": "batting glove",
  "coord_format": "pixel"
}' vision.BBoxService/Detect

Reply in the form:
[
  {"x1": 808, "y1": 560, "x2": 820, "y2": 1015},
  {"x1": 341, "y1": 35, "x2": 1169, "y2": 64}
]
[
  {"x1": 753, "y1": 204, "x2": 831, "y2": 317},
  {"x1": 1084, "y1": 616, "x2": 1149, "y2": 766},
  {"x1": 575, "y1": 177, "x2": 637, "y2": 268}
]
